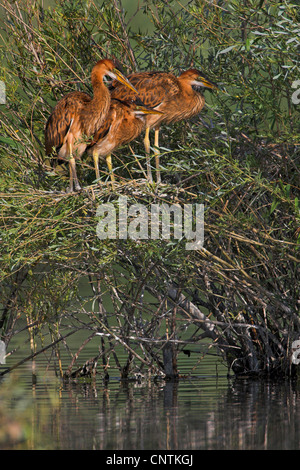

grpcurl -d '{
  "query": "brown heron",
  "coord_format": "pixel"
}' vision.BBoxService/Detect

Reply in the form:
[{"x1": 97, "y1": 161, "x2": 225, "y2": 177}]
[
  {"x1": 45, "y1": 59, "x2": 138, "y2": 191},
  {"x1": 86, "y1": 98, "x2": 163, "y2": 184},
  {"x1": 110, "y1": 68, "x2": 218, "y2": 183}
]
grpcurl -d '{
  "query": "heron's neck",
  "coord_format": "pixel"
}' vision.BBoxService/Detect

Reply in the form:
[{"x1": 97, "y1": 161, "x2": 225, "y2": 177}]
[
  {"x1": 178, "y1": 78, "x2": 194, "y2": 96},
  {"x1": 91, "y1": 78, "x2": 110, "y2": 110},
  {"x1": 81, "y1": 76, "x2": 111, "y2": 135}
]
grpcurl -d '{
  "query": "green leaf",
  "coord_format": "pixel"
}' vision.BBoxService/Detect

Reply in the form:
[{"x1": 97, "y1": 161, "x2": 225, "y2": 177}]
[
  {"x1": 217, "y1": 45, "x2": 237, "y2": 55},
  {"x1": 270, "y1": 200, "x2": 279, "y2": 214}
]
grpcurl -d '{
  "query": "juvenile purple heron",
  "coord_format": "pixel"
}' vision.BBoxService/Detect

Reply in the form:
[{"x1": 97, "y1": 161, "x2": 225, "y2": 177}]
[
  {"x1": 110, "y1": 69, "x2": 218, "y2": 183},
  {"x1": 87, "y1": 98, "x2": 163, "y2": 184},
  {"x1": 45, "y1": 59, "x2": 138, "y2": 191}
]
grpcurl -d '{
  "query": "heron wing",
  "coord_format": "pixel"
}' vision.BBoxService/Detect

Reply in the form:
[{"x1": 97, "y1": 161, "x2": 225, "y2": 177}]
[
  {"x1": 45, "y1": 91, "x2": 91, "y2": 155},
  {"x1": 87, "y1": 105, "x2": 116, "y2": 148},
  {"x1": 110, "y1": 72, "x2": 180, "y2": 109}
]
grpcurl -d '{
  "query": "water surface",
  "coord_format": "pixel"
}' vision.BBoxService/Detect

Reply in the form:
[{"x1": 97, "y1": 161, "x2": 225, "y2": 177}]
[{"x1": 1, "y1": 351, "x2": 299, "y2": 450}]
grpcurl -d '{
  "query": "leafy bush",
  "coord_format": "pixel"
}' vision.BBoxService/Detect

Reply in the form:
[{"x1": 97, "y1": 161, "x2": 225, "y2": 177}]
[{"x1": 0, "y1": 0, "x2": 299, "y2": 379}]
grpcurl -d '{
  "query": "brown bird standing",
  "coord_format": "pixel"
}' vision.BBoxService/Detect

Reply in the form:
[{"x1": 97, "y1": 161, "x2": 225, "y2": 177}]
[
  {"x1": 45, "y1": 59, "x2": 138, "y2": 192},
  {"x1": 110, "y1": 69, "x2": 218, "y2": 183},
  {"x1": 86, "y1": 99, "x2": 163, "y2": 184}
]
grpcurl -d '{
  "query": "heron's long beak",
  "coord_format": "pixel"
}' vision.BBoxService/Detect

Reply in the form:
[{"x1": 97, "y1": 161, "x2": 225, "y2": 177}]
[
  {"x1": 110, "y1": 68, "x2": 138, "y2": 94},
  {"x1": 196, "y1": 76, "x2": 218, "y2": 90},
  {"x1": 134, "y1": 106, "x2": 164, "y2": 116}
]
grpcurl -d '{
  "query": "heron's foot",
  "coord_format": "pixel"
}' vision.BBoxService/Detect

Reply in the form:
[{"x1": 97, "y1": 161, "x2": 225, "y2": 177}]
[
  {"x1": 147, "y1": 171, "x2": 153, "y2": 184},
  {"x1": 66, "y1": 183, "x2": 82, "y2": 193}
]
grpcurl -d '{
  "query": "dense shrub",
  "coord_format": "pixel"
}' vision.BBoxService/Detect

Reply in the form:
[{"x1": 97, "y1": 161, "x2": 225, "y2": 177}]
[{"x1": 0, "y1": 0, "x2": 299, "y2": 379}]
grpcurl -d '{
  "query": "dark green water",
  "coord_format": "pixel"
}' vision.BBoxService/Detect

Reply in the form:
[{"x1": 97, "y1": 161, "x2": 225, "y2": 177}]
[{"x1": 1, "y1": 347, "x2": 300, "y2": 450}]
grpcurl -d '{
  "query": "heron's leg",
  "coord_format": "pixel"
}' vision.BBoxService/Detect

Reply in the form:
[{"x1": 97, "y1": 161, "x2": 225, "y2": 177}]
[
  {"x1": 106, "y1": 154, "x2": 115, "y2": 187},
  {"x1": 67, "y1": 139, "x2": 74, "y2": 192},
  {"x1": 143, "y1": 127, "x2": 153, "y2": 183},
  {"x1": 68, "y1": 159, "x2": 74, "y2": 192},
  {"x1": 154, "y1": 128, "x2": 161, "y2": 184},
  {"x1": 69, "y1": 157, "x2": 81, "y2": 191},
  {"x1": 67, "y1": 137, "x2": 81, "y2": 192},
  {"x1": 92, "y1": 150, "x2": 100, "y2": 180}
]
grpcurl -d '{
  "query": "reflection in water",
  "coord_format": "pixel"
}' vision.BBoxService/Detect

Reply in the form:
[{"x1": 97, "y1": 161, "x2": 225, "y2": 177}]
[
  {"x1": 1, "y1": 365, "x2": 300, "y2": 450},
  {"x1": 217, "y1": 379, "x2": 300, "y2": 450}
]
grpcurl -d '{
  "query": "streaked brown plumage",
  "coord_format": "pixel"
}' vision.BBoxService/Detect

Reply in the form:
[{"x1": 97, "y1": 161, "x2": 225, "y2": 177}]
[
  {"x1": 110, "y1": 69, "x2": 218, "y2": 183},
  {"x1": 45, "y1": 59, "x2": 138, "y2": 191},
  {"x1": 86, "y1": 99, "x2": 163, "y2": 184}
]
